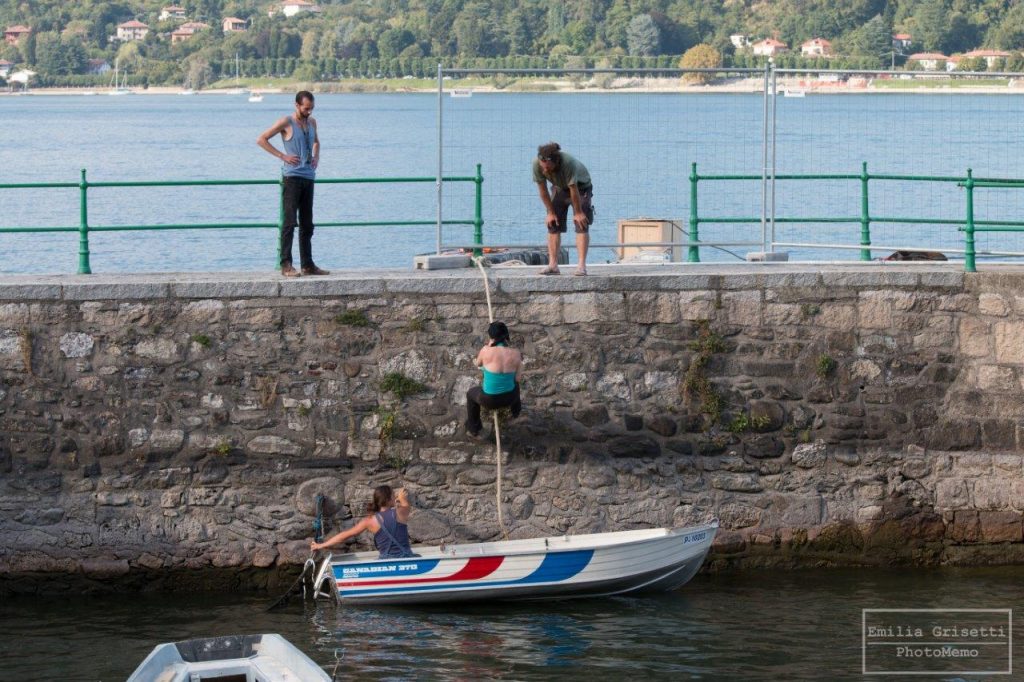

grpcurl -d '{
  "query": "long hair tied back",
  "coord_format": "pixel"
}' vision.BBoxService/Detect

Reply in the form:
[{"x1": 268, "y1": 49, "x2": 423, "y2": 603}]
[{"x1": 367, "y1": 485, "x2": 393, "y2": 513}]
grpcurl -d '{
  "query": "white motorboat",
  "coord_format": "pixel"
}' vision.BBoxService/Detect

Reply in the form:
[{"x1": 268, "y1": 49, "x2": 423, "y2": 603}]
[
  {"x1": 314, "y1": 521, "x2": 718, "y2": 605},
  {"x1": 127, "y1": 633, "x2": 331, "y2": 681},
  {"x1": 248, "y1": 91, "x2": 264, "y2": 102}
]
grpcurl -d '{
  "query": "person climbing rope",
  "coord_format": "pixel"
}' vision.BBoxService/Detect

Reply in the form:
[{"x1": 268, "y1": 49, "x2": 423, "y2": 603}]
[{"x1": 465, "y1": 320, "x2": 522, "y2": 439}]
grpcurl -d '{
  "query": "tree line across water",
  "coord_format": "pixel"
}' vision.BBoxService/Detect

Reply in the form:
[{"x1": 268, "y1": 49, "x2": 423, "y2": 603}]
[{"x1": 4, "y1": 0, "x2": 1024, "y2": 86}]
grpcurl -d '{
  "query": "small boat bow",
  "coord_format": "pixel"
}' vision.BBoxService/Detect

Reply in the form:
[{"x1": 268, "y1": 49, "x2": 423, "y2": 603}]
[{"x1": 127, "y1": 633, "x2": 330, "y2": 681}]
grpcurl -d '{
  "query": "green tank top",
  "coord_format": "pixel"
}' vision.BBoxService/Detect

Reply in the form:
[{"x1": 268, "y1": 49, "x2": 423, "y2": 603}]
[{"x1": 481, "y1": 367, "x2": 516, "y2": 394}]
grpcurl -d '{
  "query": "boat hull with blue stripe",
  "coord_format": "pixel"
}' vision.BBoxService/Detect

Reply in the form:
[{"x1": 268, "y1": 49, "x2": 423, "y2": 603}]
[{"x1": 313, "y1": 522, "x2": 718, "y2": 605}]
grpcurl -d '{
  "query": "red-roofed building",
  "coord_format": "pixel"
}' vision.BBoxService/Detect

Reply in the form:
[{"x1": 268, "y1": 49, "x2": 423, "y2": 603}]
[
  {"x1": 223, "y1": 17, "x2": 247, "y2": 33},
  {"x1": 892, "y1": 33, "x2": 912, "y2": 54},
  {"x1": 907, "y1": 52, "x2": 947, "y2": 70},
  {"x1": 752, "y1": 38, "x2": 788, "y2": 57},
  {"x1": 801, "y1": 38, "x2": 832, "y2": 57},
  {"x1": 116, "y1": 20, "x2": 149, "y2": 41},
  {"x1": 159, "y1": 6, "x2": 187, "y2": 21},
  {"x1": 171, "y1": 21, "x2": 210, "y2": 43},
  {"x1": 87, "y1": 59, "x2": 110, "y2": 74},
  {"x1": 963, "y1": 49, "x2": 1012, "y2": 69},
  {"x1": 4, "y1": 25, "x2": 32, "y2": 45}
]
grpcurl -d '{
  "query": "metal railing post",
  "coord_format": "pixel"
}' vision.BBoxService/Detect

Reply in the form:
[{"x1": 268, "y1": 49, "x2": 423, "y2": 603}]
[
  {"x1": 859, "y1": 161, "x2": 871, "y2": 261},
  {"x1": 277, "y1": 178, "x2": 284, "y2": 267},
  {"x1": 760, "y1": 62, "x2": 770, "y2": 252},
  {"x1": 688, "y1": 162, "x2": 700, "y2": 262},
  {"x1": 473, "y1": 163, "x2": 483, "y2": 257},
  {"x1": 964, "y1": 168, "x2": 976, "y2": 273},
  {"x1": 437, "y1": 62, "x2": 444, "y2": 254},
  {"x1": 769, "y1": 65, "x2": 777, "y2": 253},
  {"x1": 77, "y1": 169, "x2": 91, "y2": 274}
]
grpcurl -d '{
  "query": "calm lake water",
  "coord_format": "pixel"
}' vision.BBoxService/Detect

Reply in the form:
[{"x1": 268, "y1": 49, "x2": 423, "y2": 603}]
[
  {"x1": 1, "y1": 566, "x2": 1021, "y2": 680},
  {"x1": 4, "y1": 91, "x2": 1024, "y2": 274}
]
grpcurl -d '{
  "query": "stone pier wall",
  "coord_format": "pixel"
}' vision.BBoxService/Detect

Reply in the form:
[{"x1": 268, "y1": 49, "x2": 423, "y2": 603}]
[{"x1": 2, "y1": 266, "x2": 1024, "y2": 592}]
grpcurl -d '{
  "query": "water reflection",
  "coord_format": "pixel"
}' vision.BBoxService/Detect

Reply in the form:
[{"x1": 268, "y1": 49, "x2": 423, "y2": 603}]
[
  {"x1": 1, "y1": 567, "x2": 1021, "y2": 680},
  {"x1": 307, "y1": 600, "x2": 600, "y2": 679}
]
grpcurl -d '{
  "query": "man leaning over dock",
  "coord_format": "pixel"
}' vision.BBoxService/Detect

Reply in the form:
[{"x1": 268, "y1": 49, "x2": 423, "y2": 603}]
[
  {"x1": 533, "y1": 142, "x2": 593, "y2": 276},
  {"x1": 257, "y1": 90, "x2": 330, "y2": 277}
]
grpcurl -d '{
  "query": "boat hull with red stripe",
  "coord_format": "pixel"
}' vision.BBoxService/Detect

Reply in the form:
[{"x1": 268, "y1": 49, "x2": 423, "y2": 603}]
[{"x1": 313, "y1": 522, "x2": 717, "y2": 605}]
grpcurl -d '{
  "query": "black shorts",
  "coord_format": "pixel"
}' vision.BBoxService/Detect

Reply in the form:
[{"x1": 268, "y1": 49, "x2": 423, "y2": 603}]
[{"x1": 549, "y1": 186, "x2": 594, "y2": 234}]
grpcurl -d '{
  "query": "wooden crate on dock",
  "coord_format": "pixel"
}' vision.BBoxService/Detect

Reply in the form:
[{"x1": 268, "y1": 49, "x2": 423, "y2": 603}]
[{"x1": 617, "y1": 219, "x2": 683, "y2": 262}]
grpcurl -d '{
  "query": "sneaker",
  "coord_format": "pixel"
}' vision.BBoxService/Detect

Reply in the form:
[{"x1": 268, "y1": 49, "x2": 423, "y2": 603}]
[
  {"x1": 302, "y1": 265, "x2": 330, "y2": 276},
  {"x1": 281, "y1": 264, "x2": 301, "y2": 278}
]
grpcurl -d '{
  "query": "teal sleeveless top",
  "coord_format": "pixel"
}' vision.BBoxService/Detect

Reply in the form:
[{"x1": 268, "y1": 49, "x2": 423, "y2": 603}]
[{"x1": 481, "y1": 367, "x2": 516, "y2": 394}]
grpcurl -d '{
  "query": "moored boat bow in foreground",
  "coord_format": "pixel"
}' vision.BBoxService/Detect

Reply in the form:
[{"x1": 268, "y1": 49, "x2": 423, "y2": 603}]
[{"x1": 127, "y1": 633, "x2": 331, "y2": 681}]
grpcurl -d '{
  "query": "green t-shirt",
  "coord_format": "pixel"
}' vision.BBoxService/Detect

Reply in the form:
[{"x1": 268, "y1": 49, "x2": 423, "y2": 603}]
[{"x1": 532, "y1": 152, "x2": 592, "y2": 191}]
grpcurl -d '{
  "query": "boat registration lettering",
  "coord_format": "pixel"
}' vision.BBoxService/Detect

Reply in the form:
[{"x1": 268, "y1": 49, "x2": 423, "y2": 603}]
[
  {"x1": 682, "y1": 531, "x2": 707, "y2": 544},
  {"x1": 341, "y1": 563, "x2": 419, "y2": 578}
]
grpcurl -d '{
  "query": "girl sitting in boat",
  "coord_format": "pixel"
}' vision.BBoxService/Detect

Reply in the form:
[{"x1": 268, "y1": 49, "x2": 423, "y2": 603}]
[{"x1": 310, "y1": 485, "x2": 417, "y2": 558}]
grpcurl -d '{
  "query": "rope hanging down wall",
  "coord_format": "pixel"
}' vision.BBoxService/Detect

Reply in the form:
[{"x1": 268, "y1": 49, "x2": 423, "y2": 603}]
[{"x1": 472, "y1": 256, "x2": 509, "y2": 541}]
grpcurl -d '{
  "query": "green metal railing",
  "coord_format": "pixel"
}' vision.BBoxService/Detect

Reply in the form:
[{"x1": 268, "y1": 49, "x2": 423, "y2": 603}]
[
  {"x1": 959, "y1": 174, "x2": 1024, "y2": 272},
  {"x1": 0, "y1": 165, "x2": 484, "y2": 274},
  {"x1": 9, "y1": 162, "x2": 1024, "y2": 274},
  {"x1": 688, "y1": 162, "x2": 1024, "y2": 271}
]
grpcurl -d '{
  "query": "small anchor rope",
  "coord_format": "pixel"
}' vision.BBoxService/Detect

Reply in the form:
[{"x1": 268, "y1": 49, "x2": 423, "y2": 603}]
[
  {"x1": 331, "y1": 647, "x2": 345, "y2": 680},
  {"x1": 472, "y1": 256, "x2": 509, "y2": 541},
  {"x1": 264, "y1": 553, "x2": 316, "y2": 611},
  {"x1": 266, "y1": 494, "x2": 324, "y2": 610}
]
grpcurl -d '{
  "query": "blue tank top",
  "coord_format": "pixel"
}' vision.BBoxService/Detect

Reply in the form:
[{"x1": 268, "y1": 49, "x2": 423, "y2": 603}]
[
  {"x1": 282, "y1": 116, "x2": 316, "y2": 179},
  {"x1": 481, "y1": 367, "x2": 516, "y2": 394},
  {"x1": 373, "y1": 508, "x2": 414, "y2": 559}
]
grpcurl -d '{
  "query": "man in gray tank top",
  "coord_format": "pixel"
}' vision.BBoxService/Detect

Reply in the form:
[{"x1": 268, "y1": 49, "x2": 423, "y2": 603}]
[{"x1": 257, "y1": 91, "x2": 330, "y2": 277}]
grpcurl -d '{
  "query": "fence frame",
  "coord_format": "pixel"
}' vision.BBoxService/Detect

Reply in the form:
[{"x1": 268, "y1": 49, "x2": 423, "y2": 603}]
[
  {"x1": 434, "y1": 64, "x2": 767, "y2": 259},
  {"x1": 7, "y1": 66, "x2": 1024, "y2": 273},
  {"x1": 433, "y1": 64, "x2": 1024, "y2": 270}
]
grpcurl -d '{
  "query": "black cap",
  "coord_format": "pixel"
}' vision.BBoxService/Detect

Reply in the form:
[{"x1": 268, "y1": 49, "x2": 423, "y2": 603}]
[{"x1": 488, "y1": 321, "x2": 509, "y2": 342}]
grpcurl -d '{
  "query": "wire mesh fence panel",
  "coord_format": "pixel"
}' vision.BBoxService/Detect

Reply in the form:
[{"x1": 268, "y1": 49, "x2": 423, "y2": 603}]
[
  {"x1": 771, "y1": 69, "x2": 1024, "y2": 260},
  {"x1": 0, "y1": 93, "x2": 455, "y2": 273},
  {"x1": 8, "y1": 75, "x2": 1024, "y2": 273},
  {"x1": 438, "y1": 68, "x2": 767, "y2": 263}
]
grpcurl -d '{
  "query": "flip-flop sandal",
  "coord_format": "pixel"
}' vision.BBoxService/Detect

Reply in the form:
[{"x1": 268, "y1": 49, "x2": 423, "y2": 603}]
[
  {"x1": 574, "y1": 268, "x2": 588, "y2": 276},
  {"x1": 539, "y1": 267, "x2": 560, "y2": 276}
]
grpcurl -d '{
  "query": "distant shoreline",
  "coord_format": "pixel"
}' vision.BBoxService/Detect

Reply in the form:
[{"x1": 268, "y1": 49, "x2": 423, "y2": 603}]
[
  {"x1": 6, "y1": 76, "x2": 1024, "y2": 97},
  {"x1": 0, "y1": 86, "x2": 288, "y2": 96}
]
